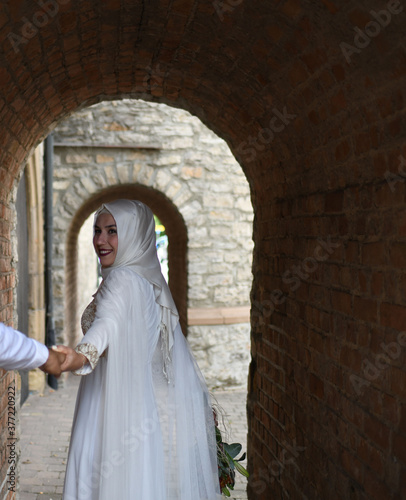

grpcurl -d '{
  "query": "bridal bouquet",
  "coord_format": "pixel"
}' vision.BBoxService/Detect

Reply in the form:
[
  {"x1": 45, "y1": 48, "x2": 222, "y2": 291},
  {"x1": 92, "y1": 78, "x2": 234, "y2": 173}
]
[{"x1": 213, "y1": 410, "x2": 249, "y2": 497}]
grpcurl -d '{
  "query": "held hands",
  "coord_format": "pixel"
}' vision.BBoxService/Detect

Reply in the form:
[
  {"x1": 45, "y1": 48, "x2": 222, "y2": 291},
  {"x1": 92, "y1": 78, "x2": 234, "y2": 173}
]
[
  {"x1": 39, "y1": 348, "x2": 66, "y2": 377},
  {"x1": 53, "y1": 345, "x2": 88, "y2": 372}
]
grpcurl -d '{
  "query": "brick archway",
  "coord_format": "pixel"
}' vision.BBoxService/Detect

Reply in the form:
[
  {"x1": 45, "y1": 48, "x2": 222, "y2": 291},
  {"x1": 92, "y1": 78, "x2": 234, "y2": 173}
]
[
  {"x1": 65, "y1": 184, "x2": 187, "y2": 345},
  {"x1": 0, "y1": 1, "x2": 405, "y2": 498}
]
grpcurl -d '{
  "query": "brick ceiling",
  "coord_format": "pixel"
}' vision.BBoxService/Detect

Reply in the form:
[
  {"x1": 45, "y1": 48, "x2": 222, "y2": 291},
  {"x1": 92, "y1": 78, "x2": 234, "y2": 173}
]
[{"x1": 0, "y1": 0, "x2": 404, "y2": 203}]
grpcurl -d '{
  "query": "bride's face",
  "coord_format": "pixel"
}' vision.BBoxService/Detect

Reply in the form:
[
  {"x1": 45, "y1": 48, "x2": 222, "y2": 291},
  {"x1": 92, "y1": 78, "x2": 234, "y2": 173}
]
[{"x1": 93, "y1": 212, "x2": 118, "y2": 268}]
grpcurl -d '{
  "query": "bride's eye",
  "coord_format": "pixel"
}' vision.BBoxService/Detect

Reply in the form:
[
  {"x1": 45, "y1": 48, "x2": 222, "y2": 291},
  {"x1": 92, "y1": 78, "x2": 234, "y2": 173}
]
[{"x1": 108, "y1": 228, "x2": 117, "y2": 234}]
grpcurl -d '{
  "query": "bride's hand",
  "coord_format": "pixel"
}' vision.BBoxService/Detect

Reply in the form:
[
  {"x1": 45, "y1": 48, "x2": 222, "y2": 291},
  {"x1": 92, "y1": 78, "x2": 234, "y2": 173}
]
[{"x1": 52, "y1": 345, "x2": 88, "y2": 372}]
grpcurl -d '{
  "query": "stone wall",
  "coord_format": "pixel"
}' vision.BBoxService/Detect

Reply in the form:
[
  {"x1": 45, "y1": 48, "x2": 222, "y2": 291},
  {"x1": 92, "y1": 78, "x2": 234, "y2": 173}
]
[{"x1": 53, "y1": 99, "x2": 253, "y2": 389}]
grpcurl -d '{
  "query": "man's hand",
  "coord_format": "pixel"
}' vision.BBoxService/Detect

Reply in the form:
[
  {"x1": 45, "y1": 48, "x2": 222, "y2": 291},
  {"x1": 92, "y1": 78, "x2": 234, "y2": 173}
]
[
  {"x1": 53, "y1": 345, "x2": 88, "y2": 372},
  {"x1": 39, "y1": 348, "x2": 66, "y2": 377}
]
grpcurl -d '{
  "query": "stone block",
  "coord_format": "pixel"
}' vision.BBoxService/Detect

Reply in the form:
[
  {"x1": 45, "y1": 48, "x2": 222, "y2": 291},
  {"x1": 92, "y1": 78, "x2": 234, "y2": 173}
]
[
  {"x1": 167, "y1": 137, "x2": 194, "y2": 149},
  {"x1": 117, "y1": 164, "x2": 130, "y2": 183},
  {"x1": 53, "y1": 180, "x2": 71, "y2": 190},
  {"x1": 180, "y1": 200, "x2": 202, "y2": 220},
  {"x1": 214, "y1": 285, "x2": 250, "y2": 305},
  {"x1": 236, "y1": 197, "x2": 253, "y2": 212},
  {"x1": 188, "y1": 287, "x2": 210, "y2": 302},
  {"x1": 104, "y1": 165, "x2": 118, "y2": 184},
  {"x1": 165, "y1": 180, "x2": 182, "y2": 199},
  {"x1": 126, "y1": 151, "x2": 146, "y2": 161},
  {"x1": 208, "y1": 210, "x2": 235, "y2": 221},
  {"x1": 209, "y1": 225, "x2": 231, "y2": 238},
  {"x1": 80, "y1": 176, "x2": 97, "y2": 194},
  {"x1": 96, "y1": 154, "x2": 114, "y2": 163},
  {"x1": 138, "y1": 166, "x2": 155, "y2": 185},
  {"x1": 203, "y1": 193, "x2": 233, "y2": 208},
  {"x1": 173, "y1": 187, "x2": 192, "y2": 206},
  {"x1": 155, "y1": 154, "x2": 181, "y2": 166},
  {"x1": 91, "y1": 172, "x2": 107, "y2": 188},
  {"x1": 188, "y1": 274, "x2": 203, "y2": 287},
  {"x1": 132, "y1": 163, "x2": 142, "y2": 180},
  {"x1": 66, "y1": 154, "x2": 92, "y2": 164},
  {"x1": 181, "y1": 166, "x2": 203, "y2": 179},
  {"x1": 232, "y1": 222, "x2": 252, "y2": 237},
  {"x1": 206, "y1": 273, "x2": 233, "y2": 287}
]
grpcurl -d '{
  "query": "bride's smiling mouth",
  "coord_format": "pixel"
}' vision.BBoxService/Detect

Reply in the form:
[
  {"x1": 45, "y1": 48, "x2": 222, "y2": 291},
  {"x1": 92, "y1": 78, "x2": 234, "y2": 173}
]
[{"x1": 93, "y1": 212, "x2": 118, "y2": 268}]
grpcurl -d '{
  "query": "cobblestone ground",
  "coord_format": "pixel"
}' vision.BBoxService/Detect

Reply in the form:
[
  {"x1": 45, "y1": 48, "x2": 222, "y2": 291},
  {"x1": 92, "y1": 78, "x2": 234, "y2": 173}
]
[{"x1": 19, "y1": 375, "x2": 248, "y2": 500}]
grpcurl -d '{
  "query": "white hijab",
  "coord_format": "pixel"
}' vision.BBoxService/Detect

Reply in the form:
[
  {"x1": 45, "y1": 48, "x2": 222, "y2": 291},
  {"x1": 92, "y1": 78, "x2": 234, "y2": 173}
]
[{"x1": 94, "y1": 199, "x2": 179, "y2": 379}]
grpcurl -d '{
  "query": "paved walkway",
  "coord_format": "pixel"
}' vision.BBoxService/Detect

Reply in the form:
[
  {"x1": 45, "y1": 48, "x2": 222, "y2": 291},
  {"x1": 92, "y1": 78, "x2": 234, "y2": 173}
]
[{"x1": 19, "y1": 375, "x2": 248, "y2": 499}]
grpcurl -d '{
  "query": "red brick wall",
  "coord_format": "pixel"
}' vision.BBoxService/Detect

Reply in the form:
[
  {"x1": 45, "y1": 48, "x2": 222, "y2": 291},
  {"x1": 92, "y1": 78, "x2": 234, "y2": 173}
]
[
  {"x1": 0, "y1": 1, "x2": 405, "y2": 498},
  {"x1": 248, "y1": 115, "x2": 406, "y2": 498},
  {"x1": 243, "y1": 9, "x2": 406, "y2": 494},
  {"x1": 0, "y1": 201, "x2": 17, "y2": 498}
]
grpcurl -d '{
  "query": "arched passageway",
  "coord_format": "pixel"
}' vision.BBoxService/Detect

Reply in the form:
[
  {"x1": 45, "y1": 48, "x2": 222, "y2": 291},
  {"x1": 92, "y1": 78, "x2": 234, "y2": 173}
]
[
  {"x1": 54, "y1": 98, "x2": 253, "y2": 390},
  {"x1": 0, "y1": 1, "x2": 405, "y2": 498}
]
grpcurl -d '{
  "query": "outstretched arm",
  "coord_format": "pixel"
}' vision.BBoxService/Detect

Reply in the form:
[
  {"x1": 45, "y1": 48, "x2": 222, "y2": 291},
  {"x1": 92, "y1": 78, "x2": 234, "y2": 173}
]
[
  {"x1": 53, "y1": 345, "x2": 89, "y2": 372},
  {"x1": 0, "y1": 323, "x2": 49, "y2": 371}
]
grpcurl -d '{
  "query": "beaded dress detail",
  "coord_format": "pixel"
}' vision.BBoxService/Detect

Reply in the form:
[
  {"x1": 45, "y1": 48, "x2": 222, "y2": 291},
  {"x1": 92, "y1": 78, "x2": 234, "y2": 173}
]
[
  {"x1": 73, "y1": 285, "x2": 104, "y2": 372},
  {"x1": 81, "y1": 299, "x2": 97, "y2": 335}
]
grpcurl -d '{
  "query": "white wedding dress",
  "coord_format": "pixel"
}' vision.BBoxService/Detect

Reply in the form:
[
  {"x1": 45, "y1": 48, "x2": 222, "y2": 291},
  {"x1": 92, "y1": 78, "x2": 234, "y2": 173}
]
[{"x1": 63, "y1": 268, "x2": 221, "y2": 500}]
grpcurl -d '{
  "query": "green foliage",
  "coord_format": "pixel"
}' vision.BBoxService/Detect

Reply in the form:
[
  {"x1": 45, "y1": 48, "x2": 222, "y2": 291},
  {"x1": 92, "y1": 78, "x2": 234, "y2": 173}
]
[{"x1": 216, "y1": 421, "x2": 249, "y2": 496}]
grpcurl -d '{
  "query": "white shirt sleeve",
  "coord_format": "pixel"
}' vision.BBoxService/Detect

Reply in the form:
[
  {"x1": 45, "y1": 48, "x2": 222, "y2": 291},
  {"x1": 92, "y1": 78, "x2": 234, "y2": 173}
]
[{"x1": 0, "y1": 323, "x2": 49, "y2": 371}]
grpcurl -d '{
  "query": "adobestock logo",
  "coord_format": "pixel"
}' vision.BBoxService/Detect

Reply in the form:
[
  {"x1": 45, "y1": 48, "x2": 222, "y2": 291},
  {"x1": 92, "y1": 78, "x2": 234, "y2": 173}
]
[
  {"x1": 135, "y1": 63, "x2": 166, "y2": 93},
  {"x1": 384, "y1": 154, "x2": 406, "y2": 192},
  {"x1": 340, "y1": 1, "x2": 404, "y2": 64},
  {"x1": 7, "y1": 0, "x2": 71, "y2": 54},
  {"x1": 213, "y1": 0, "x2": 244, "y2": 21},
  {"x1": 236, "y1": 107, "x2": 297, "y2": 164},
  {"x1": 350, "y1": 331, "x2": 406, "y2": 396},
  {"x1": 249, "y1": 440, "x2": 306, "y2": 494},
  {"x1": 252, "y1": 236, "x2": 341, "y2": 327}
]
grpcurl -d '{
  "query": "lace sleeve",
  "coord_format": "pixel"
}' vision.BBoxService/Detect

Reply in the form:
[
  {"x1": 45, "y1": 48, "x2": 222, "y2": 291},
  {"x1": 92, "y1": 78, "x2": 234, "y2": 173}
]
[{"x1": 72, "y1": 343, "x2": 100, "y2": 376}]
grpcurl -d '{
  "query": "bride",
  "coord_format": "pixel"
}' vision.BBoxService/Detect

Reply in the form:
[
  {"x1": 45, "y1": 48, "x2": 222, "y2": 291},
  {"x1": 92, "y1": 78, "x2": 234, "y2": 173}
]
[{"x1": 58, "y1": 199, "x2": 221, "y2": 499}]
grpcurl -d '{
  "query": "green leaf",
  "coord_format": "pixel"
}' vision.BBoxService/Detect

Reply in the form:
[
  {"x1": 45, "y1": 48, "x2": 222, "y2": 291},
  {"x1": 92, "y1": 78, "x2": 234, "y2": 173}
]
[
  {"x1": 234, "y1": 460, "x2": 249, "y2": 478},
  {"x1": 224, "y1": 452, "x2": 235, "y2": 470},
  {"x1": 222, "y1": 486, "x2": 231, "y2": 497},
  {"x1": 219, "y1": 463, "x2": 230, "y2": 474},
  {"x1": 223, "y1": 443, "x2": 242, "y2": 458}
]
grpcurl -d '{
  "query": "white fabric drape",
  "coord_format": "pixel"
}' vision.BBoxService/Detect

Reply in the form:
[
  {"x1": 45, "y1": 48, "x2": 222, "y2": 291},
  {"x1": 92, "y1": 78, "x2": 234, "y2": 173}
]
[
  {"x1": 97, "y1": 200, "x2": 178, "y2": 379},
  {"x1": 63, "y1": 201, "x2": 221, "y2": 500}
]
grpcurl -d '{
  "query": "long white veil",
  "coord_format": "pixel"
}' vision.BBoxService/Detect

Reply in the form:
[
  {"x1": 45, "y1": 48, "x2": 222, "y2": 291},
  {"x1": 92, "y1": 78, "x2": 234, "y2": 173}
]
[{"x1": 63, "y1": 200, "x2": 221, "y2": 499}]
